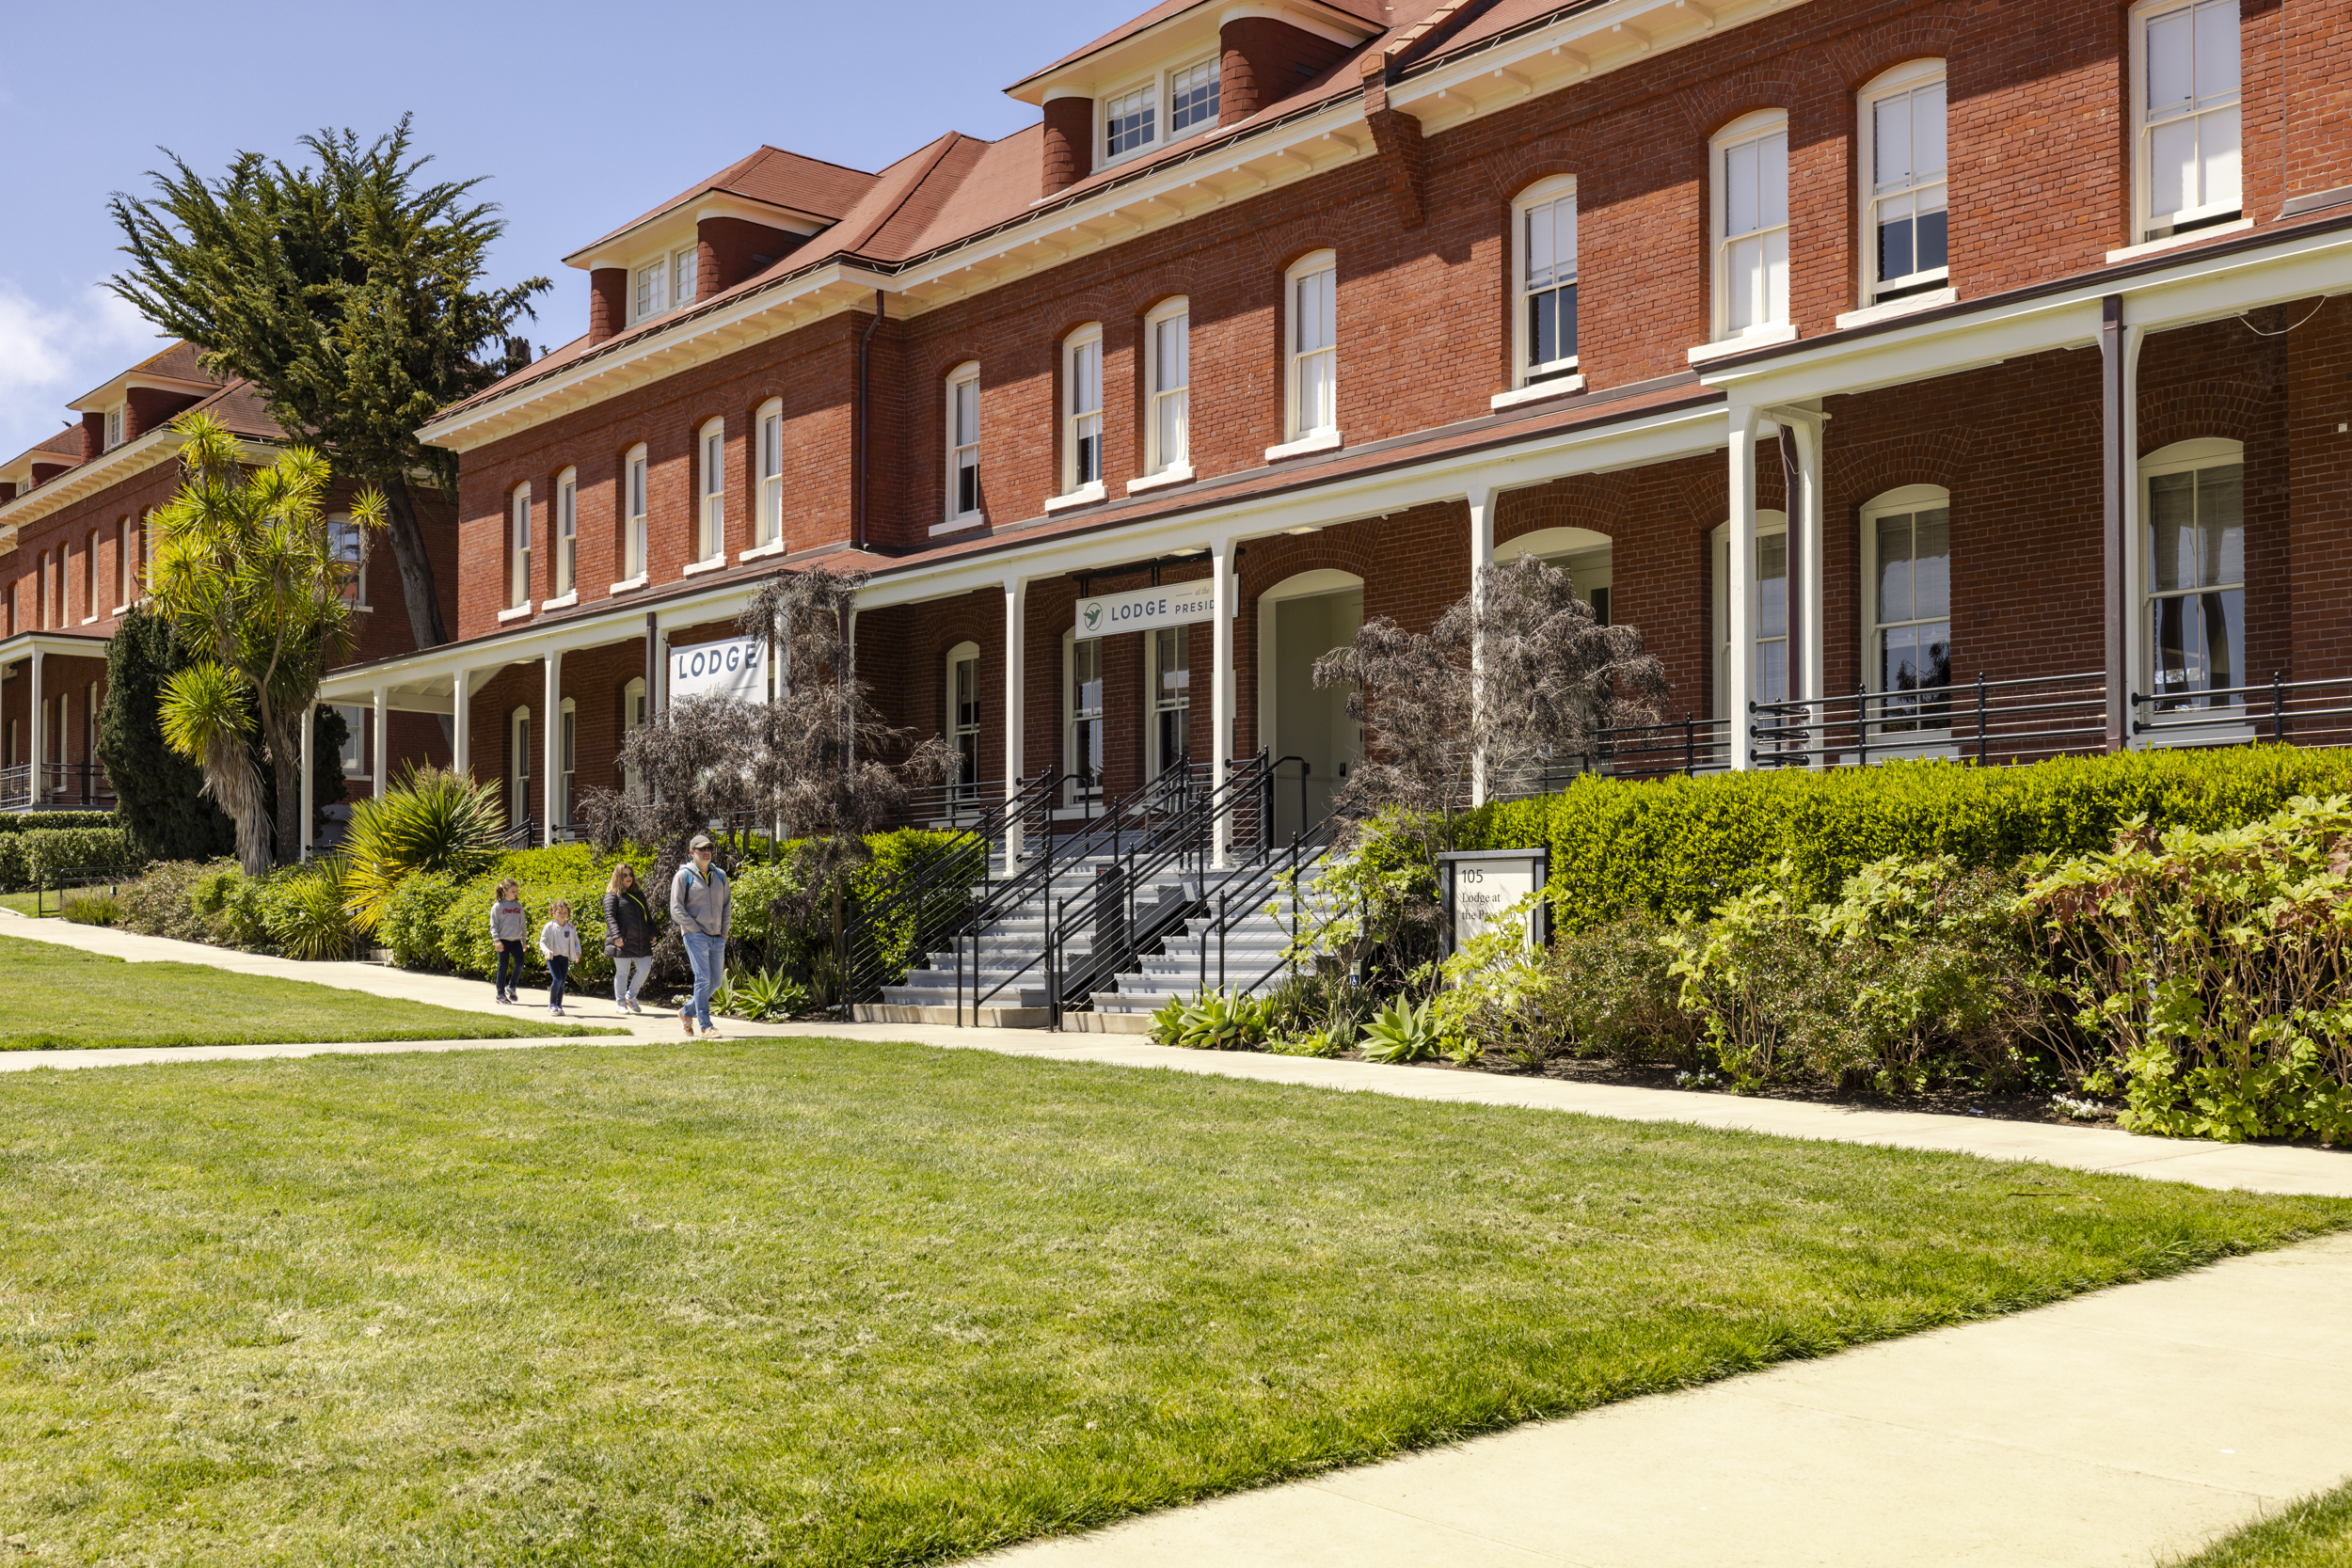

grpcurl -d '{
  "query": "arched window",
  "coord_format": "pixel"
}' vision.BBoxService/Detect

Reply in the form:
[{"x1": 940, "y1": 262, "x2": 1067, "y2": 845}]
[
  {"x1": 508, "y1": 484, "x2": 532, "y2": 610},
  {"x1": 1281, "y1": 250, "x2": 1338, "y2": 449},
  {"x1": 557, "y1": 697, "x2": 578, "y2": 832},
  {"x1": 2139, "y1": 437, "x2": 2245, "y2": 710},
  {"x1": 1710, "y1": 110, "x2": 1790, "y2": 344},
  {"x1": 622, "y1": 443, "x2": 649, "y2": 583},
  {"x1": 1861, "y1": 484, "x2": 1953, "y2": 733},
  {"x1": 1064, "y1": 630, "x2": 1104, "y2": 802},
  {"x1": 696, "y1": 418, "x2": 726, "y2": 565},
  {"x1": 946, "y1": 641, "x2": 981, "y2": 800},
  {"x1": 1061, "y1": 325, "x2": 1104, "y2": 499},
  {"x1": 942, "y1": 363, "x2": 982, "y2": 531},
  {"x1": 1858, "y1": 61, "x2": 1948, "y2": 307},
  {"x1": 1148, "y1": 625, "x2": 1191, "y2": 780},
  {"x1": 621, "y1": 677, "x2": 647, "y2": 796},
  {"x1": 510, "y1": 707, "x2": 532, "y2": 831},
  {"x1": 1711, "y1": 511, "x2": 1790, "y2": 720},
  {"x1": 755, "y1": 397, "x2": 785, "y2": 549},
  {"x1": 1512, "y1": 177, "x2": 1580, "y2": 388},
  {"x1": 1497, "y1": 526, "x2": 1613, "y2": 625},
  {"x1": 1143, "y1": 298, "x2": 1190, "y2": 481}
]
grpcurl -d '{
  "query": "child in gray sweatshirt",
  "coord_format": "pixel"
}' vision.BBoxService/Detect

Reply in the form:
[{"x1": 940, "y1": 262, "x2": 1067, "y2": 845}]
[
  {"x1": 539, "y1": 900, "x2": 581, "y2": 1017},
  {"x1": 490, "y1": 880, "x2": 528, "y2": 1004}
]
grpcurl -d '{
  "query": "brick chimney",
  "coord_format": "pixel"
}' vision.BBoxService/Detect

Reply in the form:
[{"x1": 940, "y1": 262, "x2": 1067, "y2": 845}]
[
  {"x1": 1041, "y1": 91, "x2": 1094, "y2": 197},
  {"x1": 588, "y1": 267, "x2": 628, "y2": 345},
  {"x1": 1220, "y1": 14, "x2": 1351, "y2": 125}
]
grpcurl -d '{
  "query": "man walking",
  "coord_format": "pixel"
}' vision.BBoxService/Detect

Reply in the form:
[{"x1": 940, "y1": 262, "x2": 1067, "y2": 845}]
[{"x1": 670, "y1": 832, "x2": 732, "y2": 1039}]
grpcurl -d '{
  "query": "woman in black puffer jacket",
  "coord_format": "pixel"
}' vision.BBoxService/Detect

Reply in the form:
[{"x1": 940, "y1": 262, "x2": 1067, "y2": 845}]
[{"x1": 603, "y1": 863, "x2": 657, "y2": 1014}]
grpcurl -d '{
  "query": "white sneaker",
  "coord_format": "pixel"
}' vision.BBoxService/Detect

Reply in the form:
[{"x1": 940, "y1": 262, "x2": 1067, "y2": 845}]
[
  {"x1": 550, "y1": 1006, "x2": 564, "y2": 1016},
  {"x1": 699, "y1": 1025, "x2": 725, "y2": 1040}
]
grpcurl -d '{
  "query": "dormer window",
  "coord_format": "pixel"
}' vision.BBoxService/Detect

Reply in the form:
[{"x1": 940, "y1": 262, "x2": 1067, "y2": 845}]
[
  {"x1": 1102, "y1": 55, "x2": 1221, "y2": 166},
  {"x1": 632, "y1": 245, "x2": 700, "y2": 323},
  {"x1": 103, "y1": 407, "x2": 124, "y2": 451}
]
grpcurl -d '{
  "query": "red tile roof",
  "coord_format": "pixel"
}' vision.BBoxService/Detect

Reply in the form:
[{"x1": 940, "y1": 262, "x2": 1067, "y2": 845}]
[
  {"x1": 566, "y1": 146, "x2": 882, "y2": 261},
  {"x1": 1011, "y1": 0, "x2": 1398, "y2": 89}
]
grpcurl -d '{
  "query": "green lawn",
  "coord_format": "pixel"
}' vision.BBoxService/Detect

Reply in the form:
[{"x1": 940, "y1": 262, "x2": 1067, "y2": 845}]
[
  {"x1": 2177, "y1": 1482, "x2": 2352, "y2": 1566},
  {"x1": 0, "y1": 892, "x2": 47, "y2": 916},
  {"x1": 0, "y1": 932, "x2": 615, "y2": 1049},
  {"x1": 1, "y1": 1042, "x2": 2344, "y2": 1565}
]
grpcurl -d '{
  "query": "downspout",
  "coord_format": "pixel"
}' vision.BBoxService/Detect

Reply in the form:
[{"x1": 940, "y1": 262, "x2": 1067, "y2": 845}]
[{"x1": 855, "y1": 290, "x2": 885, "y2": 552}]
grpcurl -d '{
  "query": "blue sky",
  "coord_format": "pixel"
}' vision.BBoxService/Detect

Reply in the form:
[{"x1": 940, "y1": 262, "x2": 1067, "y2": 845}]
[{"x1": 0, "y1": 0, "x2": 1139, "y2": 461}]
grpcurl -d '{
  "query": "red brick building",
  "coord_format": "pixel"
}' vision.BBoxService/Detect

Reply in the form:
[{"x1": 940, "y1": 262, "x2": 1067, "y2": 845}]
[{"x1": 106, "y1": 0, "x2": 2352, "y2": 845}]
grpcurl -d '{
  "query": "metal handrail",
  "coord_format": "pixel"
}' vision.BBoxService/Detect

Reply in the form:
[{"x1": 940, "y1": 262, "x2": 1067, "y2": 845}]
[
  {"x1": 1751, "y1": 670, "x2": 2108, "y2": 768},
  {"x1": 2133, "y1": 672, "x2": 2352, "y2": 746},
  {"x1": 1190, "y1": 809, "x2": 1343, "y2": 999},
  {"x1": 839, "y1": 768, "x2": 1057, "y2": 1006}
]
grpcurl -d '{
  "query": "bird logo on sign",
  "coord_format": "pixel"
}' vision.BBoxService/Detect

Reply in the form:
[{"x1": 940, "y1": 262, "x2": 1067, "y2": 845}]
[{"x1": 1082, "y1": 602, "x2": 1104, "y2": 631}]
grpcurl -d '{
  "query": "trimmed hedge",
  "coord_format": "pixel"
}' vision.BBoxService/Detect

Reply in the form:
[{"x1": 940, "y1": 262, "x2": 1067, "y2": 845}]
[
  {"x1": 1460, "y1": 746, "x2": 2352, "y2": 927},
  {"x1": 0, "y1": 812, "x2": 117, "y2": 834}
]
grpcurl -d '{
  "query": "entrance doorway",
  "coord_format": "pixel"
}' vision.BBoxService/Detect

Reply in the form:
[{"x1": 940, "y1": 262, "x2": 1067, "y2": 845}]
[
  {"x1": 1258, "y1": 569, "x2": 1364, "y2": 842},
  {"x1": 1496, "y1": 526, "x2": 1613, "y2": 625}
]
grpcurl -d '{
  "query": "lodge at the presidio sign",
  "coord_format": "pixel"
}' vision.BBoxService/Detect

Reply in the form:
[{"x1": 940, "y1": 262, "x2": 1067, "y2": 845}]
[{"x1": 1071, "y1": 580, "x2": 1232, "y2": 638}]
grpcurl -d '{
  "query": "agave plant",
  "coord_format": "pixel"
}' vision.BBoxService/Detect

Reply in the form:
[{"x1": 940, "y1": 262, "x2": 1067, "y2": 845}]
[
  {"x1": 1360, "y1": 996, "x2": 1447, "y2": 1064},
  {"x1": 719, "y1": 968, "x2": 812, "y2": 1022},
  {"x1": 271, "y1": 857, "x2": 358, "y2": 961},
  {"x1": 1151, "y1": 990, "x2": 1272, "y2": 1052},
  {"x1": 341, "y1": 764, "x2": 509, "y2": 934}
]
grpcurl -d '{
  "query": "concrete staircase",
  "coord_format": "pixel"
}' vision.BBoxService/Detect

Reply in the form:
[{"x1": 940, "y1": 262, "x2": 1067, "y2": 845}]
[{"x1": 1080, "y1": 879, "x2": 1311, "y2": 1030}]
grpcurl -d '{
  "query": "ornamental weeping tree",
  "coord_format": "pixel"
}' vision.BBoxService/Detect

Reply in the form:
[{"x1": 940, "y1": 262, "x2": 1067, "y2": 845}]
[
  {"x1": 148, "y1": 411, "x2": 383, "y2": 873},
  {"x1": 1312, "y1": 551, "x2": 1668, "y2": 866},
  {"x1": 736, "y1": 567, "x2": 955, "y2": 960},
  {"x1": 109, "y1": 116, "x2": 549, "y2": 655}
]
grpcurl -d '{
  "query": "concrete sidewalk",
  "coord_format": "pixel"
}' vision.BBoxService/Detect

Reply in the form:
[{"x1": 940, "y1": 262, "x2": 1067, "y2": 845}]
[
  {"x1": 7, "y1": 911, "x2": 2351, "y2": 1198},
  {"x1": 980, "y1": 1232, "x2": 2352, "y2": 1568}
]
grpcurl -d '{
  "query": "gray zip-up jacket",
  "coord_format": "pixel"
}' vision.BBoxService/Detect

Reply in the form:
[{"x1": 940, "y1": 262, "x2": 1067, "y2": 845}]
[
  {"x1": 490, "y1": 896, "x2": 527, "y2": 942},
  {"x1": 670, "y1": 863, "x2": 731, "y2": 937}
]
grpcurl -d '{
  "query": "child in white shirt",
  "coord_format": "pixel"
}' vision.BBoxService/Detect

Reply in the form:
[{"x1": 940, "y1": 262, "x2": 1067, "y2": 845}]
[{"x1": 539, "y1": 900, "x2": 582, "y2": 1017}]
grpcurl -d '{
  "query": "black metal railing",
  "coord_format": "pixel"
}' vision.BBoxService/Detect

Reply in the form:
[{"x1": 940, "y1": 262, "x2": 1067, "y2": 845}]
[
  {"x1": 2134, "y1": 673, "x2": 2352, "y2": 749},
  {"x1": 1750, "y1": 670, "x2": 2109, "y2": 768},
  {"x1": 840, "y1": 768, "x2": 1057, "y2": 1006},
  {"x1": 1183, "y1": 810, "x2": 1343, "y2": 1004},
  {"x1": 0, "y1": 762, "x2": 118, "y2": 812}
]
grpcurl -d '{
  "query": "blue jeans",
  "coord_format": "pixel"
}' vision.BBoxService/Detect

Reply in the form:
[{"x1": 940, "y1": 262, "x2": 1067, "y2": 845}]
[
  {"x1": 547, "y1": 956, "x2": 570, "y2": 1008},
  {"x1": 612, "y1": 955, "x2": 652, "y2": 1006},
  {"x1": 680, "y1": 930, "x2": 724, "y2": 1029}
]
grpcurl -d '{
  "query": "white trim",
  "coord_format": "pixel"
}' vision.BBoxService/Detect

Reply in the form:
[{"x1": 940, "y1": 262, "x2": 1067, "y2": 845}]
[
  {"x1": 554, "y1": 467, "x2": 578, "y2": 598},
  {"x1": 1144, "y1": 296, "x2": 1191, "y2": 478},
  {"x1": 1857, "y1": 483, "x2": 1954, "y2": 733},
  {"x1": 1689, "y1": 323, "x2": 1796, "y2": 362},
  {"x1": 540, "y1": 592, "x2": 579, "y2": 610},
  {"x1": 1855, "y1": 61, "x2": 1950, "y2": 309},
  {"x1": 1043, "y1": 482, "x2": 1106, "y2": 514},
  {"x1": 1283, "y1": 249, "x2": 1338, "y2": 443},
  {"x1": 1511, "y1": 175, "x2": 1580, "y2": 388},
  {"x1": 2106, "y1": 216, "x2": 2253, "y2": 263},
  {"x1": 1127, "y1": 463, "x2": 1195, "y2": 494},
  {"x1": 1835, "y1": 288, "x2": 1955, "y2": 330},
  {"x1": 1265, "y1": 428, "x2": 1343, "y2": 462},
  {"x1": 697, "y1": 417, "x2": 727, "y2": 565},
  {"x1": 755, "y1": 397, "x2": 785, "y2": 548},
  {"x1": 508, "y1": 483, "x2": 532, "y2": 610},
  {"x1": 1490, "y1": 376, "x2": 1585, "y2": 409},
  {"x1": 946, "y1": 361, "x2": 982, "y2": 525},
  {"x1": 623, "y1": 444, "x2": 650, "y2": 581},
  {"x1": 2135, "y1": 436, "x2": 2247, "y2": 714},
  {"x1": 2129, "y1": 0, "x2": 2243, "y2": 245},
  {"x1": 1060, "y1": 324, "x2": 1105, "y2": 497},
  {"x1": 608, "y1": 573, "x2": 649, "y2": 595},
  {"x1": 930, "y1": 515, "x2": 989, "y2": 537},
  {"x1": 682, "y1": 556, "x2": 729, "y2": 577},
  {"x1": 1710, "y1": 109, "x2": 1791, "y2": 344},
  {"x1": 738, "y1": 539, "x2": 787, "y2": 563},
  {"x1": 498, "y1": 602, "x2": 535, "y2": 623}
]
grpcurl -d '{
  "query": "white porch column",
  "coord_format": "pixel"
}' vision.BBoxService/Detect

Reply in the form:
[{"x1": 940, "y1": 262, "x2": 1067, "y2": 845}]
[
  {"x1": 1466, "y1": 482, "x2": 1496, "y2": 807},
  {"x1": 1001, "y1": 574, "x2": 1026, "y2": 870},
  {"x1": 26, "y1": 650, "x2": 42, "y2": 800},
  {"x1": 371, "y1": 685, "x2": 389, "y2": 802},
  {"x1": 2117, "y1": 319, "x2": 2147, "y2": 751},
  {"x1": 542, "y1": 648, "x2": 563, "y2": 845},
  {"x1": 1211, "y1": 535, "x2": 1236, "y2": 868},
  {"x1": 1768, "y1": 408, "x2": 1828, "y2": 713},
  {"x1": 451, "y1": 668, "x2": 472, "y2": 779},
  {"x1": 1726, "y1": 407, "x2": 1760, "y2": 770},
  {"x1": 299, "y1": 705, "x2": 315, "y2": 857}
]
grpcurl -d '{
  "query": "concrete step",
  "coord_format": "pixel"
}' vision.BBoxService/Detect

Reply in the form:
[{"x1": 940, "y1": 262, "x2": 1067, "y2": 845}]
[{"x1": 881, "y1": 982, "x2": 1054, "y2": 1009}]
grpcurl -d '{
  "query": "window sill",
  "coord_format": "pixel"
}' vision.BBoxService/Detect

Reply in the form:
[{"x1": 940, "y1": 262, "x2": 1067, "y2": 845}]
[
  {"x1": 1687, "y1": 324, "x2": 1798, "y2": 364},
  {"x1": 497, "y1": 603, "x2": 534, "y2": 624},
  {"x1": 110, "y1": 604, "x2": 129, "y2": 617},
  {"x1": 1043, "y1": 483, "x2": 1106, "y2": 515},
  {"x1": 1836, "y1": 287, "x2": 1956, "y2": 330},
  {"x1": 1490, "y1": 375, "x2": 1585, "y2": 411},
  {"x1": 738, "y1": 540, "x2": 787, "y2": 564},
  {"x1": 2107, "y1": 217, "x2": 2253, "y2": 264},
  {"x1": 1127, "y1": 465, "x2": 1195, "y2": 495},
  {"x1": 930, "y1": 514, "x2": 988, "y2": 537},
  {"x1": 2134, "y1": 716, "x2": 2256, "y2": 750},
  {"x1": 539, "y1": 591, "x2": 579, "y2": 611},
  {"x1": 682, "y1": 556, "x2": 728, "y2": 578},
  {"x1": 1264, "y1": 429, "x2": 1341, "y2": 462},
  {"x1": 608, "y1": 574, "x2": 649, "y2": 596}
]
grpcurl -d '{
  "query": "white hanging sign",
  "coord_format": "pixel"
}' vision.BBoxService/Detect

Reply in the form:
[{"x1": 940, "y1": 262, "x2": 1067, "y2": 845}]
[
  {"x1": 669, "y1": 636, "x2": 768, "y2": 703},
  {"x1": 1072, "y1": 580, "x2": 1229, "y2": 639}
]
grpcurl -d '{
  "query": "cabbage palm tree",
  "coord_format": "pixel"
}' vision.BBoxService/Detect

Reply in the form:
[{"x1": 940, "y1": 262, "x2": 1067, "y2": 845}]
[
  {"x1": 149, "y1": 410, "x2": 382, "y2": 872},
  {"x1": 340, "y1": 763, "x2": 508, "y2": 933}
]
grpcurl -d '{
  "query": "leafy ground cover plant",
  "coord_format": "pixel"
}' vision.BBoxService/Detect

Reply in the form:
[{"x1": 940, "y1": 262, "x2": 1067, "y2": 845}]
[
  {"x1": 1361, "y1": 995, "x2": 1450, "y2": 1064},
  {"x1": 2026, "y1": 796, "x2": 2352, "y2": 1145},
  {"x1": 1150, "y1": 990, "x2": 1275, "y2": 1051}
]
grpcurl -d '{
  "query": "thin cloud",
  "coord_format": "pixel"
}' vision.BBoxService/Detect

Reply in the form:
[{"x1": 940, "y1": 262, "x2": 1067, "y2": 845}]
[{"x1": 0, "y1": 280, "x2": 164, "y2": 458}]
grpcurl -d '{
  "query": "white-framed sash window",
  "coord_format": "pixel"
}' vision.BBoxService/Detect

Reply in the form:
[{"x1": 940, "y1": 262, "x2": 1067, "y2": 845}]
[
  {"x1": 328, "y1": 513, "x2": 368, "y2": 608},
  {"x1": 1711, "y1": 511, "x2": 1791, "y2": 721},
  {"x1": 511, "y1": 707, "x2": 532, "y2": 827},
  {"x1": 633, "y1": 245, "x2": 700, "y2": 323},
  {"x1": 2141, "y1": 439, "x2": 2246, "y2": 710},
  {"x1": 2135, "y1": 0, "x2": 2241, "y2": 241},
  {"x1": 557, "y1": 697, "x2": 577, "y2": 830},
  {"x1": 1169, "y1": 57, "x2": 1220, "y2": 135},
  {"x1": 1515, "y1": 179, "x2": 1579, "y2": 384},
  {"x1": 554, "y1": 467, "x2": 577, "y2": 596},
  {"x1": 1105, "y1": 82, "x2": 1156, "y2": 160},
  {"x1": 117, "y1": 516, "x2": 134, "y2": 610},
  {"x1": 103, "y1": 406, "x2": 124, "y2": 451},
  {"x1": 1287, "y1": 251, "x2": 1338, "y2": 441},
  {"x1": 947, "y1": 641, "x2": 981, "y2": 800},
  {"x1": 1859, "y1": 63, "x2": 1949, "y2": 305},
  {"x1": 508, "y1": 484, "x2": 532, "y2": 609},
  {"x1": 698, "y1": 419, "x2": 726, "y2": 563},
  {"x1": 1150, "y1": 625, "x2": 1191, "y2": 780},
  {"x1": 1146, "y1": 298, "x2": 1191, "y2": 476},
  {"x1": 756, "y1": 399, "x2": 784, "y2": 547},
  {"x1": 1861, "y1": 485, "x2": 1953, "y2": 733},
  {"x1": 946, "y1": 364, "x2": 981, "y2": 524},
  {"x1": 1063, "y1": 326, "x2": 1104, "y2": 495},
  {"x1": 1067, "y1": 634, "x2": 1104, "y2": 800},
  {"x1": 334, "y1": 704, "x2": 368, "y2": 779},
  {"x1": 622, "y1": 677, "x2": 647, "y2": 796},
  {"x1": 1713, "y1": 112, "x2": 1790, "y2": 340},
  {"x1": 624, "y1": 445, "x2": 649, "y2": 580}
]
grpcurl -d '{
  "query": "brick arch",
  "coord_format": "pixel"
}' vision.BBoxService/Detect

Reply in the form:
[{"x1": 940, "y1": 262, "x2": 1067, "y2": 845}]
[
  {"x1": 1824, "y1": 427, "x2": 1978, "y2": 505},
  {"x1": 1680, "y1": 62, "x2": 1812, "y2": 141},
  {"x1": 1494, "y1": 469, "x2": 1634, "y2": 546},
  {"x1": 2137, "y1": 379, "x2": 2278, "y2": 455},
  {"x1": 1480, "y1": 129, "x2": 1604, "y2": 203},
  {"x1": 1821, "y1": 8, "x2": 1963, "y2": 93}
]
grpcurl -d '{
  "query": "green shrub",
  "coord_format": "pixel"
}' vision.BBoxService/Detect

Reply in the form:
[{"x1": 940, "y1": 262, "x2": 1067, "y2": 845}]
[
  {"x1": 2026, "y1": 797, "x2": 2352, "y2": 1145},
  {"x1": 437, "y1": 847, "x2": 627, "y2": 984},
  {"x1": 341, "y1": 765, "x2": 508, "y2": 935},
  {"x1": 1461, "y1": 746, "x2": 2352, "y2": 928},
  {"x1": 267, "y1": 860, "x2": 357, "y2": 960},
  {"x1": 379, "y1": 870, "x2": 463, "y2": 970},
  {"x1": 22, "y1": 827, "x2": 145, "y2": 887},
  {"x1": 0, "y1": 812, "x2": 117, "y2": 835},
  {"x1": 62, "y1": 892, "x2": 119, "y2": 927},
  {"x1": 115, "y1": 861, "x2": 230, "y2": 942}
]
